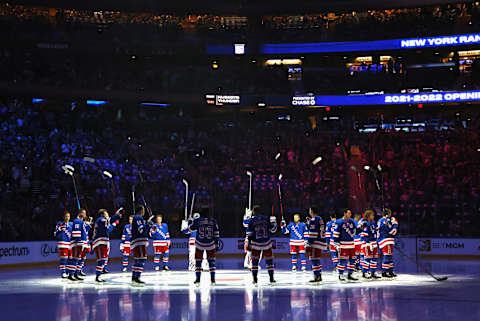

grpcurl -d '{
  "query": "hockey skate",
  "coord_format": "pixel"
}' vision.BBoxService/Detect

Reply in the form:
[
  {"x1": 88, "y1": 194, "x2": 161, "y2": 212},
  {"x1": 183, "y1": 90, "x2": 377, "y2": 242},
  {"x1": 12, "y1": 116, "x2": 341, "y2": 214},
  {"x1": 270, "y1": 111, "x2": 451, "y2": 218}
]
[
  {"x1": 131, "y1": 276, "x2": 145, "y2": 286},
  {"x1": 163, "y1": 266, "x2": 170, "y2": 271},
  {"x1": 155, "y1": 266, "x2": 160, "y2": 272},
  {"x1": 388, "y1": 271, "x2": 397, "y2": 278},
  {"x1": 309, "y1": 274, "x2": 322, "y2": 283},
  {"x1": 122, "y1": 267, "x2": 128, "y2": 272},
  {"x1": 301, "y1": 266, "x2": 307, "y2": 272},
  {"x1": 68, "y1": 274, "x2": 77, "y2": 282},
  {"x1": 347, "y1": 273, "x2": 358, "y2": 281},
  {"x1": 211, "y1": 275, "x2": 216, "y2": 285},
  {"x1": 102, "y1": 268, "x2": 109, "y2": 274},
  {"x1": 194, "y1": 277, "x2": 201, "y2": 286},
  {"x1": 269, "y1": 275, "x2": 276, "y2": 284},
  {"x1": 79, "y1": 271, "x2": 87, "y2": 277},
  {"x1": 252, "y1": 274, "x2": 258, "y2": 285},
  {"x1": 382, "y1": 271, "x2": 393, "y2": 279},
  {"x1": 362, "y1": 272, "x2": 372, "y2": 280},
  {"x1": 371, "y1": 272, "x2": 381, "y2": 279},
  {"x1": 292, "y1": 266, "x2": 297, "y2": 272},
  {"x1": 95, "y1": 275, "x2": 106, "y2": 283},
  {"x1": 338, "y1": 274, "x2": 346, "y2": 282},
  {"x1": 61, "y1": 273, "x2": 68, "y2": 279},
  {"x1": 74, "y1": 273, "x2": 84, "y2": 281}
]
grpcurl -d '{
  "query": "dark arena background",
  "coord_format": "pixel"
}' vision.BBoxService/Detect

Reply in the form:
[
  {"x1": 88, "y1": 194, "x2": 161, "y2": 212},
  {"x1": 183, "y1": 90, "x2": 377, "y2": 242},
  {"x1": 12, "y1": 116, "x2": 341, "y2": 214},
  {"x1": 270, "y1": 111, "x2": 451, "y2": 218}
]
[{"x1": 1, "y1": 0, "x2": 480, "y2": 320}]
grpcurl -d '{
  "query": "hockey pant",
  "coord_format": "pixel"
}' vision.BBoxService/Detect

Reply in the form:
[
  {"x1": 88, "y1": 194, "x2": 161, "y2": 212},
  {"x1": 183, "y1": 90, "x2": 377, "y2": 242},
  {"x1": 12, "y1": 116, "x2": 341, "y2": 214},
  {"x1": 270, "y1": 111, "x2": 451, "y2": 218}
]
[
  {"x1": 189, "y1": 245, "x2": 209, "y2": 271},
  {"x1": 251, "y1": 248, "x2": 273, "y2": 279},
  {"x1": 338, "y1": 247, "x2": 356, "y2": 275},
  {"x1": 132, "y1": 245, "x2": 147, "y2": 278},
  {"x1": 290, "y1": 244, "x2": 306, "y2": 269},
  {"x1": 195, "y1": 248, "x2": 216, "y2": 280}
]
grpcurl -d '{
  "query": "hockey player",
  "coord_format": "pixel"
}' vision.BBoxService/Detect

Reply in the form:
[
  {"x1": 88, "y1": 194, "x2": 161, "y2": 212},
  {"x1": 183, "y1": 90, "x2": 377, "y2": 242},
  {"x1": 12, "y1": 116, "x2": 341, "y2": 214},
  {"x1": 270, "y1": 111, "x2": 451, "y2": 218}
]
[
  {"x1": 324, "y1": 213, "x2": 339, "y2": 270},
  {"x1": 332, "y1": 209, "x2": 358, "y2": 281},
  {"x1": 187, "y1": 213, "x2": 220, "y2": 285},
  {"x1": 150, "y1": 214, "x2": 171, "y2": 271},
  {"x1": 359, "y1": 209, "x2": 381, "y2": 279},
  {"x1": 91, "y1": 208, "x2": 121, "y2": 283},
  {"x1": 54, "y1": 212, "x2": 73, "y2": 279},
  {"x1": 377, "y1": 208, "x2": 398, "y2": 278},
  {"x1": 181, "y1": 213, "x2": 209, "y2": 271},
  {"x1": 70, "y1": 209, "x2": 88, "y2": 281},
  {"x1": 281, "y1": 213, "x2": 309, "y2": 272},
  {"x1": 246, "y1": 205, "x2": 277, "y2": 284},
  {"x1": 305, "y1": 206, "x2": 326, "y2": 283},
  {"x1": 131, "y1": 204, "x2": 149, "y2": 285},
  {"x1": 353, "y1": 213, "x2": 363, "y2": 271},
  {"x1": 120, "y1": 215, "x2": 133, "y2": 272},
  {"x1": 78, "y1": 214, "x2": 93, "y2": 277}
]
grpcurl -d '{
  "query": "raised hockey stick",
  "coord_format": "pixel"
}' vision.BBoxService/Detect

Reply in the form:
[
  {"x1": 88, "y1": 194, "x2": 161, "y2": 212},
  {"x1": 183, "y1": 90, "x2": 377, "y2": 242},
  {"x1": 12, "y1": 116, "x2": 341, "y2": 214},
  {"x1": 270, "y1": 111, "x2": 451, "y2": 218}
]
[
  {"x1": 62, "y1": 164, "x2": 81, "y2": 210},
  {"x1": 246, "y1": 171, "x2": 253, "y2": 210},
  {"x1": 394, "y1": 245, "x2": 448, "y2": 281},
  {"x1": 102, "y1": 170, "x2": 118, "y2": 213},
  {"x1": 277, "y1": 173, "x2": 285, "y2": 221},
  {"x1": 182, "y1": 179, "x2": 189, "y2": 220},
  {"x1": 189, "y1": 193, "x2": 196, "y2": 219}
]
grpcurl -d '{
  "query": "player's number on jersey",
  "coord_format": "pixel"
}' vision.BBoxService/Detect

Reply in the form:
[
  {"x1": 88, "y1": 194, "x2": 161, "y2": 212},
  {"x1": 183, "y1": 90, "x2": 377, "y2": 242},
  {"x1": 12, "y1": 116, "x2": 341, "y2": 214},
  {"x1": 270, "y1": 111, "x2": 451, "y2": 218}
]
[
  {"x1": 199, "y1": 225, "x2": 213, "y2": 239},
  {"x1": 255, "y1": 224, "x2": 268, "y2": 239}
]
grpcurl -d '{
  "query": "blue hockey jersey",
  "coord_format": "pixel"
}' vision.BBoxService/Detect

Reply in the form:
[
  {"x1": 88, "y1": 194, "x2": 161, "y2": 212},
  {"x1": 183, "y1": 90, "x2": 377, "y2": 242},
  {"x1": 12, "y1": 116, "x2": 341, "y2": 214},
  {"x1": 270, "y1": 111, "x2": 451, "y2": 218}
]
[
  {"x1": 131, "y1": 215, "x2": 149, "y2": 249},
  {"x1": 71, "y1": 218, "x2": 89, "y2": 244},
  {"x1": 188, "y1": 217, "x2": 220, "y2": 250},
  {"x1": 150, "y1": 223, "x2": 171, "y2": 247},
  {"x1": 121, "y1": 224, "x2": 132, "y2": 246},
  {"x1": 307, "y1": 216, "x2": 326, "y2": 249},
  {"x1": 377, "y1": 217, "x2": 398, "y2": 249},
  {"x1": 324, "y1": 220, "x2": 337, "y2": 245},
  {"x1": 54, "y1": 221, "x2": 72, "y2": 249},
  {"x1": 281, "y1": 221, "x2": 309, "y2": 246},
  {"x1": 92, "y1": 214, "x2": 120, "y2": 249},
  {"x1": 332, "y1": 218, "x2": 357, "y2": 248},
  {"x1": 247, "y1": 215, "x2": 277, "y2": 250}
]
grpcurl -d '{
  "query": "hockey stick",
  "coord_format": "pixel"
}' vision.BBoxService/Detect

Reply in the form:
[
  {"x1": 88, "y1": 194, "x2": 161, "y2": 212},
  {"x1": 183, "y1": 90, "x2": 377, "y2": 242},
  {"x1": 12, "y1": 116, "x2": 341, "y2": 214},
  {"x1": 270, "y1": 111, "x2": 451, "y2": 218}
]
[
  {"x1": 62, "y1": 164, "x2": 81, "y2": 210},
  {"x1": 394, "y1": 245, "x2": 448, "y2": 281},
  {"x1": 189, "y1": 193, "x2": 196, "y2": 219},
  {"x1": 132, "y1": 184, "x2": 136, "y2": 215},
  {"x1": 182, "y1": 179, "x2": 189, "y2": 220},
  {"x1": 277, "y1": 173, "x2": 284, "y2": 221},
  {"x1": 102, "y1": 170, "x2": 118, "y2": 213},
  {"x1": 246, "y1": 171, "x2": 253, "y2": 210}
]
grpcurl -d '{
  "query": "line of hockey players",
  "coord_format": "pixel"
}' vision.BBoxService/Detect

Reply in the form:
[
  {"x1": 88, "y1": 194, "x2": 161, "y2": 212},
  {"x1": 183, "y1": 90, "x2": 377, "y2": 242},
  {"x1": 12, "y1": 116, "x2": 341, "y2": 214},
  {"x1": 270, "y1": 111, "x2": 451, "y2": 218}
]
[{"x1": 55, "y1": 203, "x2": 397, "y2": 285}]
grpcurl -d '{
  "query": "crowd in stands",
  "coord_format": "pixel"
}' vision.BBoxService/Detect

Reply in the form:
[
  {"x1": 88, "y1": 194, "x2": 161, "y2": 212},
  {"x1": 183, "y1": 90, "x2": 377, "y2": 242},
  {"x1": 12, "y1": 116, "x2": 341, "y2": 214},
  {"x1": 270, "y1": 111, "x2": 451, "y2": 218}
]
[
  {"x1": 0, "y1": 99, "x2": 479, "y2": 241},
  {"x1": 0, "y1": 2, "x2": 478, "y2": 44}
]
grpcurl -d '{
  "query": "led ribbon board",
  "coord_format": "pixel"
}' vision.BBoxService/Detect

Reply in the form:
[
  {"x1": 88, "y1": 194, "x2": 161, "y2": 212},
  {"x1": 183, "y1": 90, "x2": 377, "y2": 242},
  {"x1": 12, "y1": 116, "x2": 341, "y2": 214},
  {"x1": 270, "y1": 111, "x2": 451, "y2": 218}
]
[
  {"x1": 261, "y1": 33, "x2": 480, "y2": 54},
  {"x1": 290, "y1": 91, "x2": 480, "y2": 106}
]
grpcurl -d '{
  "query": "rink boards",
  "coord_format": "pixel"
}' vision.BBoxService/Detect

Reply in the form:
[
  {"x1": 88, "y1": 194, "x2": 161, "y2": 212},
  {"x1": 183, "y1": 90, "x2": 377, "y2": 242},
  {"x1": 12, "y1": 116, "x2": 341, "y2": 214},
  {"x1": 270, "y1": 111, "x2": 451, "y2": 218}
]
[{"x1": 1, "y1": 237, "x2": 479, "y2": 266}]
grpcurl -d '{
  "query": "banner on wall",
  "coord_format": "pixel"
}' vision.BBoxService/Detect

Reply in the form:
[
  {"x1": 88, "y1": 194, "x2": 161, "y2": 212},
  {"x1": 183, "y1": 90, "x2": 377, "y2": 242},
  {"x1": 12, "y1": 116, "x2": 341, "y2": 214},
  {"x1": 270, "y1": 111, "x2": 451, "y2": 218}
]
[{"x1": 417, "y1": 238, "x2": 480, "y2": 256}]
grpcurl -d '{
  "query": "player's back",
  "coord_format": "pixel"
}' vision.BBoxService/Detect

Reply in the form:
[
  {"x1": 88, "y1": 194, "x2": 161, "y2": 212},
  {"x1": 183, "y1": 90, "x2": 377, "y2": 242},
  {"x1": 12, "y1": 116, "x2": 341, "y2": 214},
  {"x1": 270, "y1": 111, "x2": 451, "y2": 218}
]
[
  {"x1": 248, "y1": 215, "x2": 276, "y2": 245},
  {"x1": 193, "y1": 217, "x2": 219, "y2": 243}
]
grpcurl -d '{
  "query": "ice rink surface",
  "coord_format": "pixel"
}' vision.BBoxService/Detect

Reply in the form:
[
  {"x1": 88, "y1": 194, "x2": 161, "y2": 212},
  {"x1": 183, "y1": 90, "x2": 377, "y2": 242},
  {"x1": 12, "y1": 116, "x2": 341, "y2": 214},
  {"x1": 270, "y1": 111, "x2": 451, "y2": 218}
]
[{"x1": 0, "y1": 257, "x2": 479, "y2": 321}]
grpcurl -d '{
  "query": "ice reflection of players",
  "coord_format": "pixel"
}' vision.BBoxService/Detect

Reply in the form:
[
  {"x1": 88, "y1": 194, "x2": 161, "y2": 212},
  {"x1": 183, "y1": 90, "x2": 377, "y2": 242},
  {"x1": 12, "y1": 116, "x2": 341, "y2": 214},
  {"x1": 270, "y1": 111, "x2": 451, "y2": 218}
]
[
  {"x1": 290, "y1": 290, "x2": 309, "y2": 321},
  {"x1": 118, "y1": 292, "x2": 133, "y2": 321},
  {"x1": 188, "y1": 285, "x2": 215, "y2": 321},
  {"x1": 55, "y1": 289, "x2": 71, "y2": 321},
  {"x1": 150, "y1": 292, "x2": 170, "y2": 321},
  {"x1": 329, "y1": 288, "x2": 357, "y2": 321},
  {"x1": 91, "y1": 291, "x2": 109, "y2": 321}
]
